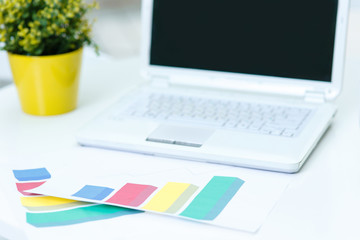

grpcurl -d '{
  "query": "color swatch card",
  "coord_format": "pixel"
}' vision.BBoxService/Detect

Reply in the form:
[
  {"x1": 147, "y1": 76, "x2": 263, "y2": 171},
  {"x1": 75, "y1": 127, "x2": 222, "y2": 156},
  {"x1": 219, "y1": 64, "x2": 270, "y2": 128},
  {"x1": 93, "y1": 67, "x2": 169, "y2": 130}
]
[
  {"x1": 12, "y1": 168, "x2": 142, "y2": 228},
  {"x1": 27, "y1": 163, "x2": 290, "y2": 232},
  {"x1": 0, "y1": 164, "x2": 148, "y2": 240},
  {"x1": 1, "y1": 147, "x2": 293, "y2": 237}
]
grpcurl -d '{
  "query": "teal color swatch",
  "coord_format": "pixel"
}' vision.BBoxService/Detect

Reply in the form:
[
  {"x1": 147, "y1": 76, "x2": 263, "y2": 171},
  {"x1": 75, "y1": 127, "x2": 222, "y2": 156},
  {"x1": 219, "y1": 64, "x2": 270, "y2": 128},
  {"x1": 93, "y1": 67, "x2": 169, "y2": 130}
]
[
  {"x1": 27, "y1": 204, "x2": 142, "y2": 227},
  {"x1": 180, "y1": 176, "x2": 244, "y2": 220}
]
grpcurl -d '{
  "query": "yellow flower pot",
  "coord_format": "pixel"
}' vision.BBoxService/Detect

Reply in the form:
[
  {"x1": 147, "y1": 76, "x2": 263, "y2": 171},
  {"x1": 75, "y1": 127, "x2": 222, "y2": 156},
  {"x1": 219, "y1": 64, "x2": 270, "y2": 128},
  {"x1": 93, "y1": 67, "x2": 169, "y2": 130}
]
[{"x1": 8, "y1": 48, "x2": 83, "y2": 116}]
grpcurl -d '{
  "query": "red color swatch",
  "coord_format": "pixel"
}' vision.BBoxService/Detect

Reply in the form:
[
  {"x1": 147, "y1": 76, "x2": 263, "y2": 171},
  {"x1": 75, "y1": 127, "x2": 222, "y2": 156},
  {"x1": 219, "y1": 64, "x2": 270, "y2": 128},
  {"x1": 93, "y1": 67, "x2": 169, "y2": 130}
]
[
  {"x1": 16, "y1": 181, "x2": 46, "y2": 196},
  {"x1": 106, "y1": 183, "x2": 157, "y2": 207}
]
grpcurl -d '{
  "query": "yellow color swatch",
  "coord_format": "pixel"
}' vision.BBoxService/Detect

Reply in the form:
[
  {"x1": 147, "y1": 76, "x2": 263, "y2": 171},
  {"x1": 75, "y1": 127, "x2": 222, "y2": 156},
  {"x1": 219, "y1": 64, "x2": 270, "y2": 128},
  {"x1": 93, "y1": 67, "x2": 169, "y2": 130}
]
[
  {"x1": 21, "y1": 196, "x2": 78, "y2": 207},
  {"x1": 142, "y1": 182, "x2": 192, "y2": 212}
]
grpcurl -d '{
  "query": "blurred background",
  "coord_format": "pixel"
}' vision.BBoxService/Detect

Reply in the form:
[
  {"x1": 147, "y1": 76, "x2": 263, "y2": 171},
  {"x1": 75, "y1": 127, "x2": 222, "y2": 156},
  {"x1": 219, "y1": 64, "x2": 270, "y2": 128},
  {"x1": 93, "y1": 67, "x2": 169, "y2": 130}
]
[
  {"x1": 1, "y1": 0, "x2": 360, "y2": 88},
  {"x1": 91, "y1": 0, "x2": 141, "y2": 58}
]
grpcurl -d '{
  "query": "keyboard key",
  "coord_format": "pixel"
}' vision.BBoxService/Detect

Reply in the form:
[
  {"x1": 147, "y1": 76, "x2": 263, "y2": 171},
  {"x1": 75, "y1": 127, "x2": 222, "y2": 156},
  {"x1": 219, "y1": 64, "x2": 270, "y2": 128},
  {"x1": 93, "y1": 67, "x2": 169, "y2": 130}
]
[{"x1": 282, "y1": 130, "x2": 296, "y2": 137}]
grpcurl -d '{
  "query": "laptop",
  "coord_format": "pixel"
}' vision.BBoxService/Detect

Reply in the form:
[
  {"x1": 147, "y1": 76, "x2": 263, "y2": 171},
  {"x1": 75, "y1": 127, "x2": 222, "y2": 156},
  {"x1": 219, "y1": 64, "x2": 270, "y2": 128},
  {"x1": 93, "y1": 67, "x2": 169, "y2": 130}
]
[{"x1": 77, "y1": 0, "x2": 349, "y2": 173}]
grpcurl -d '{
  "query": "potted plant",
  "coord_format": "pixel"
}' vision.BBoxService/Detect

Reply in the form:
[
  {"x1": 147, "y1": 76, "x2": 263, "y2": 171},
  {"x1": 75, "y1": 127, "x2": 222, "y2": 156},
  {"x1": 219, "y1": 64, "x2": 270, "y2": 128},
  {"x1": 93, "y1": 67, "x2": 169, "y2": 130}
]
[{"x1": 0, "y1": 0, "x2": 98, "y2": 115}]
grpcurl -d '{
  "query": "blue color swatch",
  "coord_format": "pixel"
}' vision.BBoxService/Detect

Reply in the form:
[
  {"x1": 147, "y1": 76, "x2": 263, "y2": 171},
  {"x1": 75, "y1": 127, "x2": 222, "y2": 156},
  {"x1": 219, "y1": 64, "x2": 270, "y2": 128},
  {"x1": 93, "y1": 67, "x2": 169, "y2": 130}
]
[
  {"x1": 73, "y1": 185, "x2": 114, "y2": 201},
  {"x1": 13, "y1": 168, "x2": 51, "y2": 181}
]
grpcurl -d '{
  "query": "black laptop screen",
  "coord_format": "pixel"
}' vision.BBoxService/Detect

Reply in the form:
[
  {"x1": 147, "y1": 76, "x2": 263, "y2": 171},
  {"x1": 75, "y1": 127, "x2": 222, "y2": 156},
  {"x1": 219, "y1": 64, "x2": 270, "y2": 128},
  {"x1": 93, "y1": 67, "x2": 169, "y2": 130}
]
[{"x1": 150, "y1": 0, "x2": 338, "y2": 82}]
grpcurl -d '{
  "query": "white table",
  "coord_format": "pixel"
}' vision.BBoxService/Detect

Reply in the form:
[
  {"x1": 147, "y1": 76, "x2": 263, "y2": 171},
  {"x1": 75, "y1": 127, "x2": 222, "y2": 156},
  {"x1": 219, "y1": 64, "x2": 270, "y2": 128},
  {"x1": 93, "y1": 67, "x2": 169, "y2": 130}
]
[{"x1": 1, "y1": 9, "x2": 360, "y2": 240}]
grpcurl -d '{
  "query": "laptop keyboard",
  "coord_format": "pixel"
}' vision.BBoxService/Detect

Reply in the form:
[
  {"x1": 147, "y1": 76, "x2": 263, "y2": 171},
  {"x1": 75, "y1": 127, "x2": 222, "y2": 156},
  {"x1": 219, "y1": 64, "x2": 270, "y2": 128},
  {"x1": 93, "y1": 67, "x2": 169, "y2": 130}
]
[{"x1": 115, "y1": 93, "x2": 313, "y2": 137}]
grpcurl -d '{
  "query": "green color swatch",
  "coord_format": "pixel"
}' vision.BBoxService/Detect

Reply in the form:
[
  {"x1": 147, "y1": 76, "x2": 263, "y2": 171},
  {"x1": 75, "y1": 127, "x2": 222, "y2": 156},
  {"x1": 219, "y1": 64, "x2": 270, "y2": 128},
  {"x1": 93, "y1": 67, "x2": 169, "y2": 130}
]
[
  {"x1": 27, "y1": 204, "x2": 142, "y2": 227},
  {"x1": 165, "y1": 184, "x2": 199, "y2": 214}
]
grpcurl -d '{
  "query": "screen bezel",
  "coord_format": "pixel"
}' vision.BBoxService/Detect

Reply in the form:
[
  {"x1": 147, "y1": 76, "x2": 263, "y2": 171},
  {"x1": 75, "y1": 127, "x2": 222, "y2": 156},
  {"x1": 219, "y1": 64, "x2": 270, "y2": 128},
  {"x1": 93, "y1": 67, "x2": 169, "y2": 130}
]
[{"x1": 141, "y1": 0, "x2": 349, "y2": 100}]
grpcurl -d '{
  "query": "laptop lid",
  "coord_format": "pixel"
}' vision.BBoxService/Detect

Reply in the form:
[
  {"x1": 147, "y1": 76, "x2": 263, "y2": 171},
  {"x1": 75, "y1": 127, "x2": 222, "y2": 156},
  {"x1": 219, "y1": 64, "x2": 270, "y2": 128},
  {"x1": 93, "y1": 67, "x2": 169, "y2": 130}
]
[{"x1": 141, "y1": 0, "x2": 349, "y2": 101}]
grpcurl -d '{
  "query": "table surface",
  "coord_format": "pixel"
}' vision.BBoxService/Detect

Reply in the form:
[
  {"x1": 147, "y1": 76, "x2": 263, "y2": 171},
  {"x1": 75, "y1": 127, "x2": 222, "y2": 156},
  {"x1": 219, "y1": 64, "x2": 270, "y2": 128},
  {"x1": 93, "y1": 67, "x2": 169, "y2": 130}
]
[{"x1": 1, "y1": 8, "x2": 360, "y2": 240}]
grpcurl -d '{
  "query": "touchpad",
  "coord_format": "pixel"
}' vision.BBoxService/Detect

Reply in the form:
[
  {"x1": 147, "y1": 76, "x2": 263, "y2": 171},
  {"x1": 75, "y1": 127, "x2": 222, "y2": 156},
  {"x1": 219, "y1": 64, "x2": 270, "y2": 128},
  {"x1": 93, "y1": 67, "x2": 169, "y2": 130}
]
[{"x1": 146, "y1": 125, "x2": 214, "y2": 147}]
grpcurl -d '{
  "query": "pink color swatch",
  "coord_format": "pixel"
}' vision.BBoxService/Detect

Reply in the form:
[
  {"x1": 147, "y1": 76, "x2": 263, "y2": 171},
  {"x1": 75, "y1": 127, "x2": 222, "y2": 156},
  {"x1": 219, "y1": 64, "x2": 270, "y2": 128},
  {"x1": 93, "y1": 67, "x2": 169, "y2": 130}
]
[
  {"x1": 106, "y1": 183, "x2": 157, "y2": 207},
  {"x1": 16, "y1": 181, "x2": 46, "y2": 196}
]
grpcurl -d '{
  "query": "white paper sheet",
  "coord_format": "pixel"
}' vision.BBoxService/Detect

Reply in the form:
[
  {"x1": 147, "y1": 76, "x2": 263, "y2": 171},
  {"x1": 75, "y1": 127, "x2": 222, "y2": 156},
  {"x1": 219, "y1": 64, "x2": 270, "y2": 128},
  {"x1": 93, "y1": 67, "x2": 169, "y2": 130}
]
[
  {"x1": 26, "y1": 148, "x2": 292, "y2": 232},
  {"x1": 0, "y1": 147, "x2": 294, "y2": 239}
]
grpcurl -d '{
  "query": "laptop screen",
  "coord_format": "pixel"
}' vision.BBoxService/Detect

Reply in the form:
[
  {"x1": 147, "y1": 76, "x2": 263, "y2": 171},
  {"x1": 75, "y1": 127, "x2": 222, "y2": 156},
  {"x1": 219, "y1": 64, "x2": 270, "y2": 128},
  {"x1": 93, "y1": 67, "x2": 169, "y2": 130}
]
[{"x1": 150, "y1": 0, "x2": 338, "y2": 82}]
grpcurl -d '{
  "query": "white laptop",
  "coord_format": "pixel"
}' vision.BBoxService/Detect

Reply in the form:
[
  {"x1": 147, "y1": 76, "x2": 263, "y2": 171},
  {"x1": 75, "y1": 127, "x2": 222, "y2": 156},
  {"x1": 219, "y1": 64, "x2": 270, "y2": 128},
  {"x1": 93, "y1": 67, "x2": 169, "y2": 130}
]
[{"x1": 77, "y1": 0, "x2": 349, "y2": 173}]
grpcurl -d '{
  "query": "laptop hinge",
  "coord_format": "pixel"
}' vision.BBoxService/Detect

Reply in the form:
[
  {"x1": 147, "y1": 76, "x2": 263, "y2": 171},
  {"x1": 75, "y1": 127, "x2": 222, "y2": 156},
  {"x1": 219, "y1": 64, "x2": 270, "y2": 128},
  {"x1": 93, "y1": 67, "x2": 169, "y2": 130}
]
[
  {"x1": 151, "y1": 75, "x2": 169, "y2": 88},
  {"x1": 304, "y1": 91, "x2": 326, "y2": 103}
]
